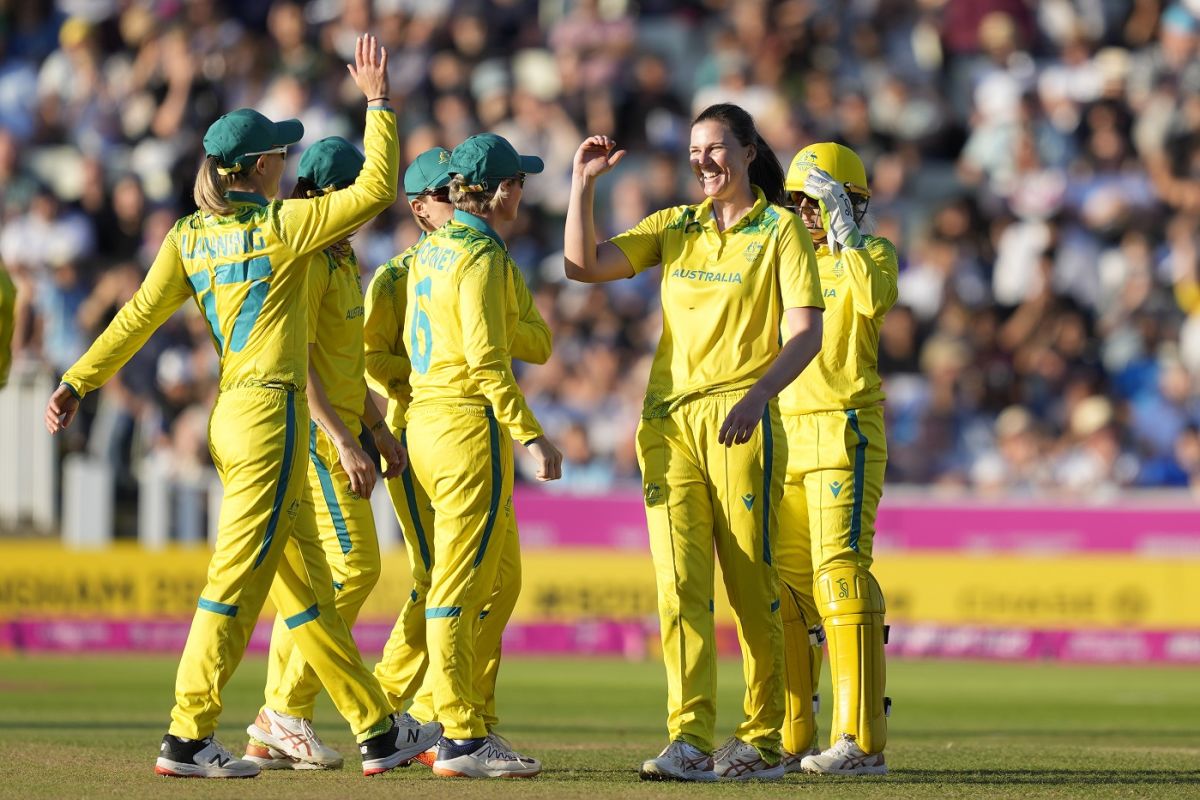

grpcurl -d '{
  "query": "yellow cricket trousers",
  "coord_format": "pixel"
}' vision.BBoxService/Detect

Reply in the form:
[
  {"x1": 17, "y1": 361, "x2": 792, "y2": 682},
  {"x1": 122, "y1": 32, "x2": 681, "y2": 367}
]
[
  {"x1": 262, "y1": 422, "x2": 382, "y2": 720},
  {"x1": 401, "y1": 405, "x2": 518, "y2": 740},
  {"x1": 636, "y1": 392, "x2": 787, "y2": 760},
  {"x1": 776, "y1": 405, "x2": 888, "y2": 754},
  {"x1": 373, "y1": 427, "x2": 520, "y2": 731},
  {"x1": 169, "y1": 387, "x2": 392, "y2": 741}
]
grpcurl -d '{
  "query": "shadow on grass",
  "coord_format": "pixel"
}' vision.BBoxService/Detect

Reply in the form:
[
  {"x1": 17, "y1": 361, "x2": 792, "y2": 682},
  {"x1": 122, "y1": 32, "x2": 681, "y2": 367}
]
[{"x1": 884, "y1": 769, "x2": 1200, "y2": 785}]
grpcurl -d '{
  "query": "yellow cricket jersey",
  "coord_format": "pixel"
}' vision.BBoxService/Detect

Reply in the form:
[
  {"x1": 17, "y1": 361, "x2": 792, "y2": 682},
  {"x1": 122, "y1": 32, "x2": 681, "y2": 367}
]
[
  {"x1": 404, "y1": 211, "x2": 544, "y2": 444},
  {"x1": 307, "y1": 246, "x2": 367, "y2": 431},
  {"x1": 0, "y1": 261, "x2": 14, "y2": 389},
  {"x1": 61, "y1": 107, "x2": 398, "y2": 398},
  {"x1": 778, "y1": 235, "x2": 899, "y2": 415},
  {"x1": 365, "y1": 234, "x2": 550, "y2": 432},
  {"x1": 610, "y1": 188, "x2": 824, "y2": 418}
]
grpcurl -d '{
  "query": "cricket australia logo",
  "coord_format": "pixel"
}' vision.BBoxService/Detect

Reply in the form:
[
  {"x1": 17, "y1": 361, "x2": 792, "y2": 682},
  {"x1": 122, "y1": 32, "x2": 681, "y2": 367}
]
[
  {"x1": 437, "y1": 150, "x2": 450, "y2": 164},
  {"x1": 644, "y1": 483, "x2": 662, "y2": 506},
  {"x1": 832, "y1": 259, "x2": 845, "y2": 278},
  {"x1": 743, "y1": 242, "x2": 763, "y2": 263}
]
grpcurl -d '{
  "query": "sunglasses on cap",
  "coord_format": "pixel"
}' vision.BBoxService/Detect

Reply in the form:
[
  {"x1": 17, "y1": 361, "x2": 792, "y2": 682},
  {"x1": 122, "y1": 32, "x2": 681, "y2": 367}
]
[{"x1": 243, "y1": 145, "x2": 289, "y2": 158}]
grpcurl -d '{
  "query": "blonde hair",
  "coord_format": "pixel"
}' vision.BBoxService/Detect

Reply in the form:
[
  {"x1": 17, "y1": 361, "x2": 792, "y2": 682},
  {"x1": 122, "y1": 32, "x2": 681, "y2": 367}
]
[
  {"x1": 449, "y1": 174, "x2": 512, "y2": 216},
  {"x1": 194, "y1": 157, "x2": 236, "y2": 216}
]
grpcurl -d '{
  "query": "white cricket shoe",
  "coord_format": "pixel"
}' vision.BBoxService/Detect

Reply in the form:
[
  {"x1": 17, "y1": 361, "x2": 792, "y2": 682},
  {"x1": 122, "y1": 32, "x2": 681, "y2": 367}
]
[
  {"x1": 244, "y1": 708, "x2": 343, "y2": 770},
  {"x1": 418, "y1": 730, "x2": 512, "y2": 770},
  {"x1": 781, "y1": 745, "x2": 821, "y2": 774},
  {"x1": 712, "y1": 737, "x2": 785, "y2": 781},
  {"x1": 155, "y1": 734, "x2": 259, "y2": 778},
  {"x1": 638, "y1": 741, "x2": 718, "y2": 782},
  {"x1": 800, "y1": 733, "x2": 887, "y2": 775},
  {"x1": 432, "y1": 735, "x2": 542, "y2": 778}
]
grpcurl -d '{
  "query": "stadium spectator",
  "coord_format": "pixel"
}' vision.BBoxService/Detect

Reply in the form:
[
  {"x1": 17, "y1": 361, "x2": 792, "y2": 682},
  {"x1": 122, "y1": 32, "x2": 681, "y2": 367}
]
[{"x1": 5, "y1": 0, "x2": 1200, "y2": 523}]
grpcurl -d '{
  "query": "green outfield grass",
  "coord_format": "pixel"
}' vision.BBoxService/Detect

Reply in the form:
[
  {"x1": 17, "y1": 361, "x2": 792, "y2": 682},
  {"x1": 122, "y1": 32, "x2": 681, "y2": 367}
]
[{"x1": 0, "y1": 654, "x2": 1197, "y2": 799}]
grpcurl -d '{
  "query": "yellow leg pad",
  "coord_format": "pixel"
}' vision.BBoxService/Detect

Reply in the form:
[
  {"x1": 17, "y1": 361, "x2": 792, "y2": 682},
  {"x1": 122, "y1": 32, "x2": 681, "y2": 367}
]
[
  {"x1": 779, "y1": 586, "x2": 822, "y2": 754},
  {"x1": 816, "y1": 564, "x2": 887, "y2": 755}
]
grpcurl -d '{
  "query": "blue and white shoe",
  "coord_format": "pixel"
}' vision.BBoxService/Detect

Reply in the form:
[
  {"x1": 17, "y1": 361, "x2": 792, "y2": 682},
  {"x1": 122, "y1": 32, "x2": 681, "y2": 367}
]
[{"x1": 431, "y1": 735, "x2": 541, "y2": 778}]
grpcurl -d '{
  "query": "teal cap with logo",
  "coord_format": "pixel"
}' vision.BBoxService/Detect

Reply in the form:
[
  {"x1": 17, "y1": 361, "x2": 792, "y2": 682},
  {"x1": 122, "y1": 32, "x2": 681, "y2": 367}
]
[
  {"x1": 203, "y1": 108, "x2": 303, "y2": 175},
  {"x1": 448, "y1": 133, "x2": 543, "y2": 192},
  {"x1": 298, "y1": 137, "x2": 365, "y2": 191},
  {"x1": 404, "y1": 147, "x2": 453, "y2": 198}
]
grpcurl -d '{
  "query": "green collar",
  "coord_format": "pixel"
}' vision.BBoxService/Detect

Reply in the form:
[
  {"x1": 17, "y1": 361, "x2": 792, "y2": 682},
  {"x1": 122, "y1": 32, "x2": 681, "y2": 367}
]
[
  {"x1": 453, "y1": 209, "x2": 506, "y2": 250},
  {"x1": 226, "y1": 190, "x2": 269, "y2": 206},
  {"x1": 698, "y1": 186, "x2": 768, "y2": 234}
]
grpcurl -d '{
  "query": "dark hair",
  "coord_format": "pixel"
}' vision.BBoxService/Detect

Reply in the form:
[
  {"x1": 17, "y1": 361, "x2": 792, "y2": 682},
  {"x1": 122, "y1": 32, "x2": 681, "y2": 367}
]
[
  {"x1": 290, "y1": 176, "x2": 321, "y2": 200},
  {"x1": 692, "y1": 103, "x2": 785, "y2": 206}
]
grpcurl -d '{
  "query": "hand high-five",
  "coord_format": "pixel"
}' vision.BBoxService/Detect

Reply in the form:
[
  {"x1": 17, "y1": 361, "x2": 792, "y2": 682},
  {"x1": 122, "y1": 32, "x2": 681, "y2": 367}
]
[
  {"x1": 573, "y1": 135, "x2": 626, "y2": 181},
  {"x1": 347, "y1": 34, "x2": 390, "y2": 103}
]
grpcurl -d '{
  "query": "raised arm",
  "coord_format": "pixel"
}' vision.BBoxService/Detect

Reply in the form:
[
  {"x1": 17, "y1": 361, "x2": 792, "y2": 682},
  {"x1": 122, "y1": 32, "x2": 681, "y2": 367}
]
[
  {"x1": 48, "y1": 232, "x2": 191, "y2": 432},
  {"x1": 564, "y1": 135, "x2": 636, "y2": 283},
  {"x1": 278, "y1": 36, "x2": 399, "y2": 256}
]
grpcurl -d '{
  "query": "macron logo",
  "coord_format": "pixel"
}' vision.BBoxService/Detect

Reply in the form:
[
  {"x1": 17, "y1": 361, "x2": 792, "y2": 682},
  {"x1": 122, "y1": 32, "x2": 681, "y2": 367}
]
[
  {"x1": 830, "y1": 481, "x2": 843, "y2": 498},
  {"x1": 742, "y1": 493, "x2": 755, "y2": 510}
]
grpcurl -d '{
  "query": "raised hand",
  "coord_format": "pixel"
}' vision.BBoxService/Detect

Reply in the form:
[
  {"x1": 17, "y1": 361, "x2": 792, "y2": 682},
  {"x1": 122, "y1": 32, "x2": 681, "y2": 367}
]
[
  {"x1": 346, "y1": 34, "x2": 389, "y2": 102},
  {"x1": 573, "y1": 135, "x2": 626, "y2": 181}
]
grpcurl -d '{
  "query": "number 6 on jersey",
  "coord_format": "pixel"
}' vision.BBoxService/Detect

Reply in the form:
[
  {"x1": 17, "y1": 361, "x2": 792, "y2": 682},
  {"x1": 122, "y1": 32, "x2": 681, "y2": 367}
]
[{"x1": 410, "y1": 275, "x2": 433, "y2": 373}]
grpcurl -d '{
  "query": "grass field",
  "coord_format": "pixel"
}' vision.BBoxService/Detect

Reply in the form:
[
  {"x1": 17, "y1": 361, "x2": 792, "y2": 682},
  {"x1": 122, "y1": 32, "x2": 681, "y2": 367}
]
[{"x1": 1, "y1": 655, "x2": 1198, "y2": 799}]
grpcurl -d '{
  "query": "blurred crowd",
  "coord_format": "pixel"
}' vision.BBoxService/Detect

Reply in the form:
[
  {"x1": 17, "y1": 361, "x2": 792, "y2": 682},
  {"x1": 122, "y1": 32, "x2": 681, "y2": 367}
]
[{"x1": 4, "y1": 0, "x2": 1200, "y2": 504}]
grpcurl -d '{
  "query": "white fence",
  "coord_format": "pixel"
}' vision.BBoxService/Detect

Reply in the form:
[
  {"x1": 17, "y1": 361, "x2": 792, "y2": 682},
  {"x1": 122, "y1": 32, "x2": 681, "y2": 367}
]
[{"x1": 0, "y1": 370, "x2": 402, "y2": 552}]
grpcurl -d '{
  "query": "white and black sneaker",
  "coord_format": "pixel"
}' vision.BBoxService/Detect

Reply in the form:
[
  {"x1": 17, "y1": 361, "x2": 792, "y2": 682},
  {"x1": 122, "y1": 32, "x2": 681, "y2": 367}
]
[
  {"x1": 155, "y1": 734, "x2": 260, "y2": 778},
  {"x1": 639, "y1": 741, "x2": 718, "y2": 782},
  {"x1": 359, "y1": 716, "x2": 444, "y2": 776},
  {"x1": 712, "y1": 737, "x2": 785, "y2": 781},
  {"x1": 432, "y1": 735, "x2": 542, "y2": 778}
]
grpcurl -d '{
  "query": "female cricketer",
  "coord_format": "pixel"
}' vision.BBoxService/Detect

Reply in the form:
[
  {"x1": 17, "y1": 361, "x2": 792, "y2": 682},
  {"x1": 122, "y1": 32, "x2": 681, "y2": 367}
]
[
  {"x1": 44, "y1": 37, "x2": 441, "y2": 779},
  {"x1": 777, "y1": 143, "x2": 898, "y2": 775},
  {"x1": 243, "y1": 135, "x2": 407, "y2": 770},
  {"x1": 366, "y1": 147, "x2": 551, "y2": 765},
  {"x1": 563, "y1": 104, "x2": 825, "y2": 782},
  {"x1": 402, "y1": 133, "x2": 561, "y2": 779}
]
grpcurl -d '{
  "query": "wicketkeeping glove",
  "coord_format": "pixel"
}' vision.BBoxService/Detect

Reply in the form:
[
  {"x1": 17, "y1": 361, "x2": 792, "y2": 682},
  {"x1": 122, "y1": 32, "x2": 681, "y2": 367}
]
[{"x1": 804, "y1": 166, "x2": 863, "y2": 251}]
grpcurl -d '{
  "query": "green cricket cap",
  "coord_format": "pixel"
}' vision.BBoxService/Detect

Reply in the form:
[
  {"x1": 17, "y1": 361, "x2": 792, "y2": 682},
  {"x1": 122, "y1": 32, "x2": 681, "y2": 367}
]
[
  {"x1": 448, "y1": 133, "x2": 543, "y2": 192},
  {"x1": 203, "y1": 108, "x2": 303, "y2": 174},
  {"x1": 404, "y1": 147, "x2": 453, "y2": 198},
  {"x1": 298, "y1": 137, "x2": 365, "y2": 190}
]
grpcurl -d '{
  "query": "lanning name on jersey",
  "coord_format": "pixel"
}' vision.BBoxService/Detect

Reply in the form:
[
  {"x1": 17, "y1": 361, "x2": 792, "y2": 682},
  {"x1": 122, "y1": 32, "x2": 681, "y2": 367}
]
[
  {"x1": 180, "y1": 228, "x2": 267, "y2": 261},
  {"x1": 670, "y1": 268, "x2": 744, "y2": 284}
]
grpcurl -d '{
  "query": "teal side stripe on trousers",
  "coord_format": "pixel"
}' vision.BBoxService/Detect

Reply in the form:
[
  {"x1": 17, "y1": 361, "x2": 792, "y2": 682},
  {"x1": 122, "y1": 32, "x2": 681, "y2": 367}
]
[
  {"x1": 284, "y1": 603, "x2": 320, "y2": 629},
  {"x1": 426, "y1": 606, "x2": 462, "y2": 619},
  {"x1": 472, "y1": 409, "x2": 502, "y2": 569},
  {"x1": 760, "y1": 407, "x2": 774, "y2": 565},
  {"x1": 310, "y1": 422, "x2": 352, "y2": 555},
  {"x1": 255, "y1": 390, "x2": 295, "y2": 569},
  {"x1": 400, "y1": 430, "x2": 431, "y2": 570},
  {"x1": 198, "y1": 597, "x2": 238, "y2": 617},
  {"x1": 846, "y1": 409, "x2": 869, "y2": 553}
]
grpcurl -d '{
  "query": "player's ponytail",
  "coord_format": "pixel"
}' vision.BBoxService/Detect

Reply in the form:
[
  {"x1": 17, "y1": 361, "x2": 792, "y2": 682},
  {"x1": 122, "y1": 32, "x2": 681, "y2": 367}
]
[
  {"x1": 194, "y1": 156, "x2": 236, "y2": 217},
  {"x1": 692, "y1": 103, "x2": 786, "y2": 206}
]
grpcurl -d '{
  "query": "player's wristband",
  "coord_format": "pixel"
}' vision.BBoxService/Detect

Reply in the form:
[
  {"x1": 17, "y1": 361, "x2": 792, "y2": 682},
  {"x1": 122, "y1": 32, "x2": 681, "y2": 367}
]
[{"x1": 367, "y1": 97, "x2": 389, "y2": 104}]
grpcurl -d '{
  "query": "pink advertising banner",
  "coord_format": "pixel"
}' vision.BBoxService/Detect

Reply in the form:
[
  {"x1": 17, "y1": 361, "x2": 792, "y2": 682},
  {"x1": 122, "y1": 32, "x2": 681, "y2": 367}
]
[
  {"x1": 513, "y1": 488, "x2": 1200, "y2": 555},
  {"x1": 7, "y1": 619, "x2": 1200, "y2": 665}
]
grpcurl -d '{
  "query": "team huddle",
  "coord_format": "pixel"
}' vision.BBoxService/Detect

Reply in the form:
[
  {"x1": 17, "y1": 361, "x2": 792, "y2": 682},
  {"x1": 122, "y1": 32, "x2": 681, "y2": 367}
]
[{"x1": 43, "y1": 36, "x2": 897, "y2": 782}]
